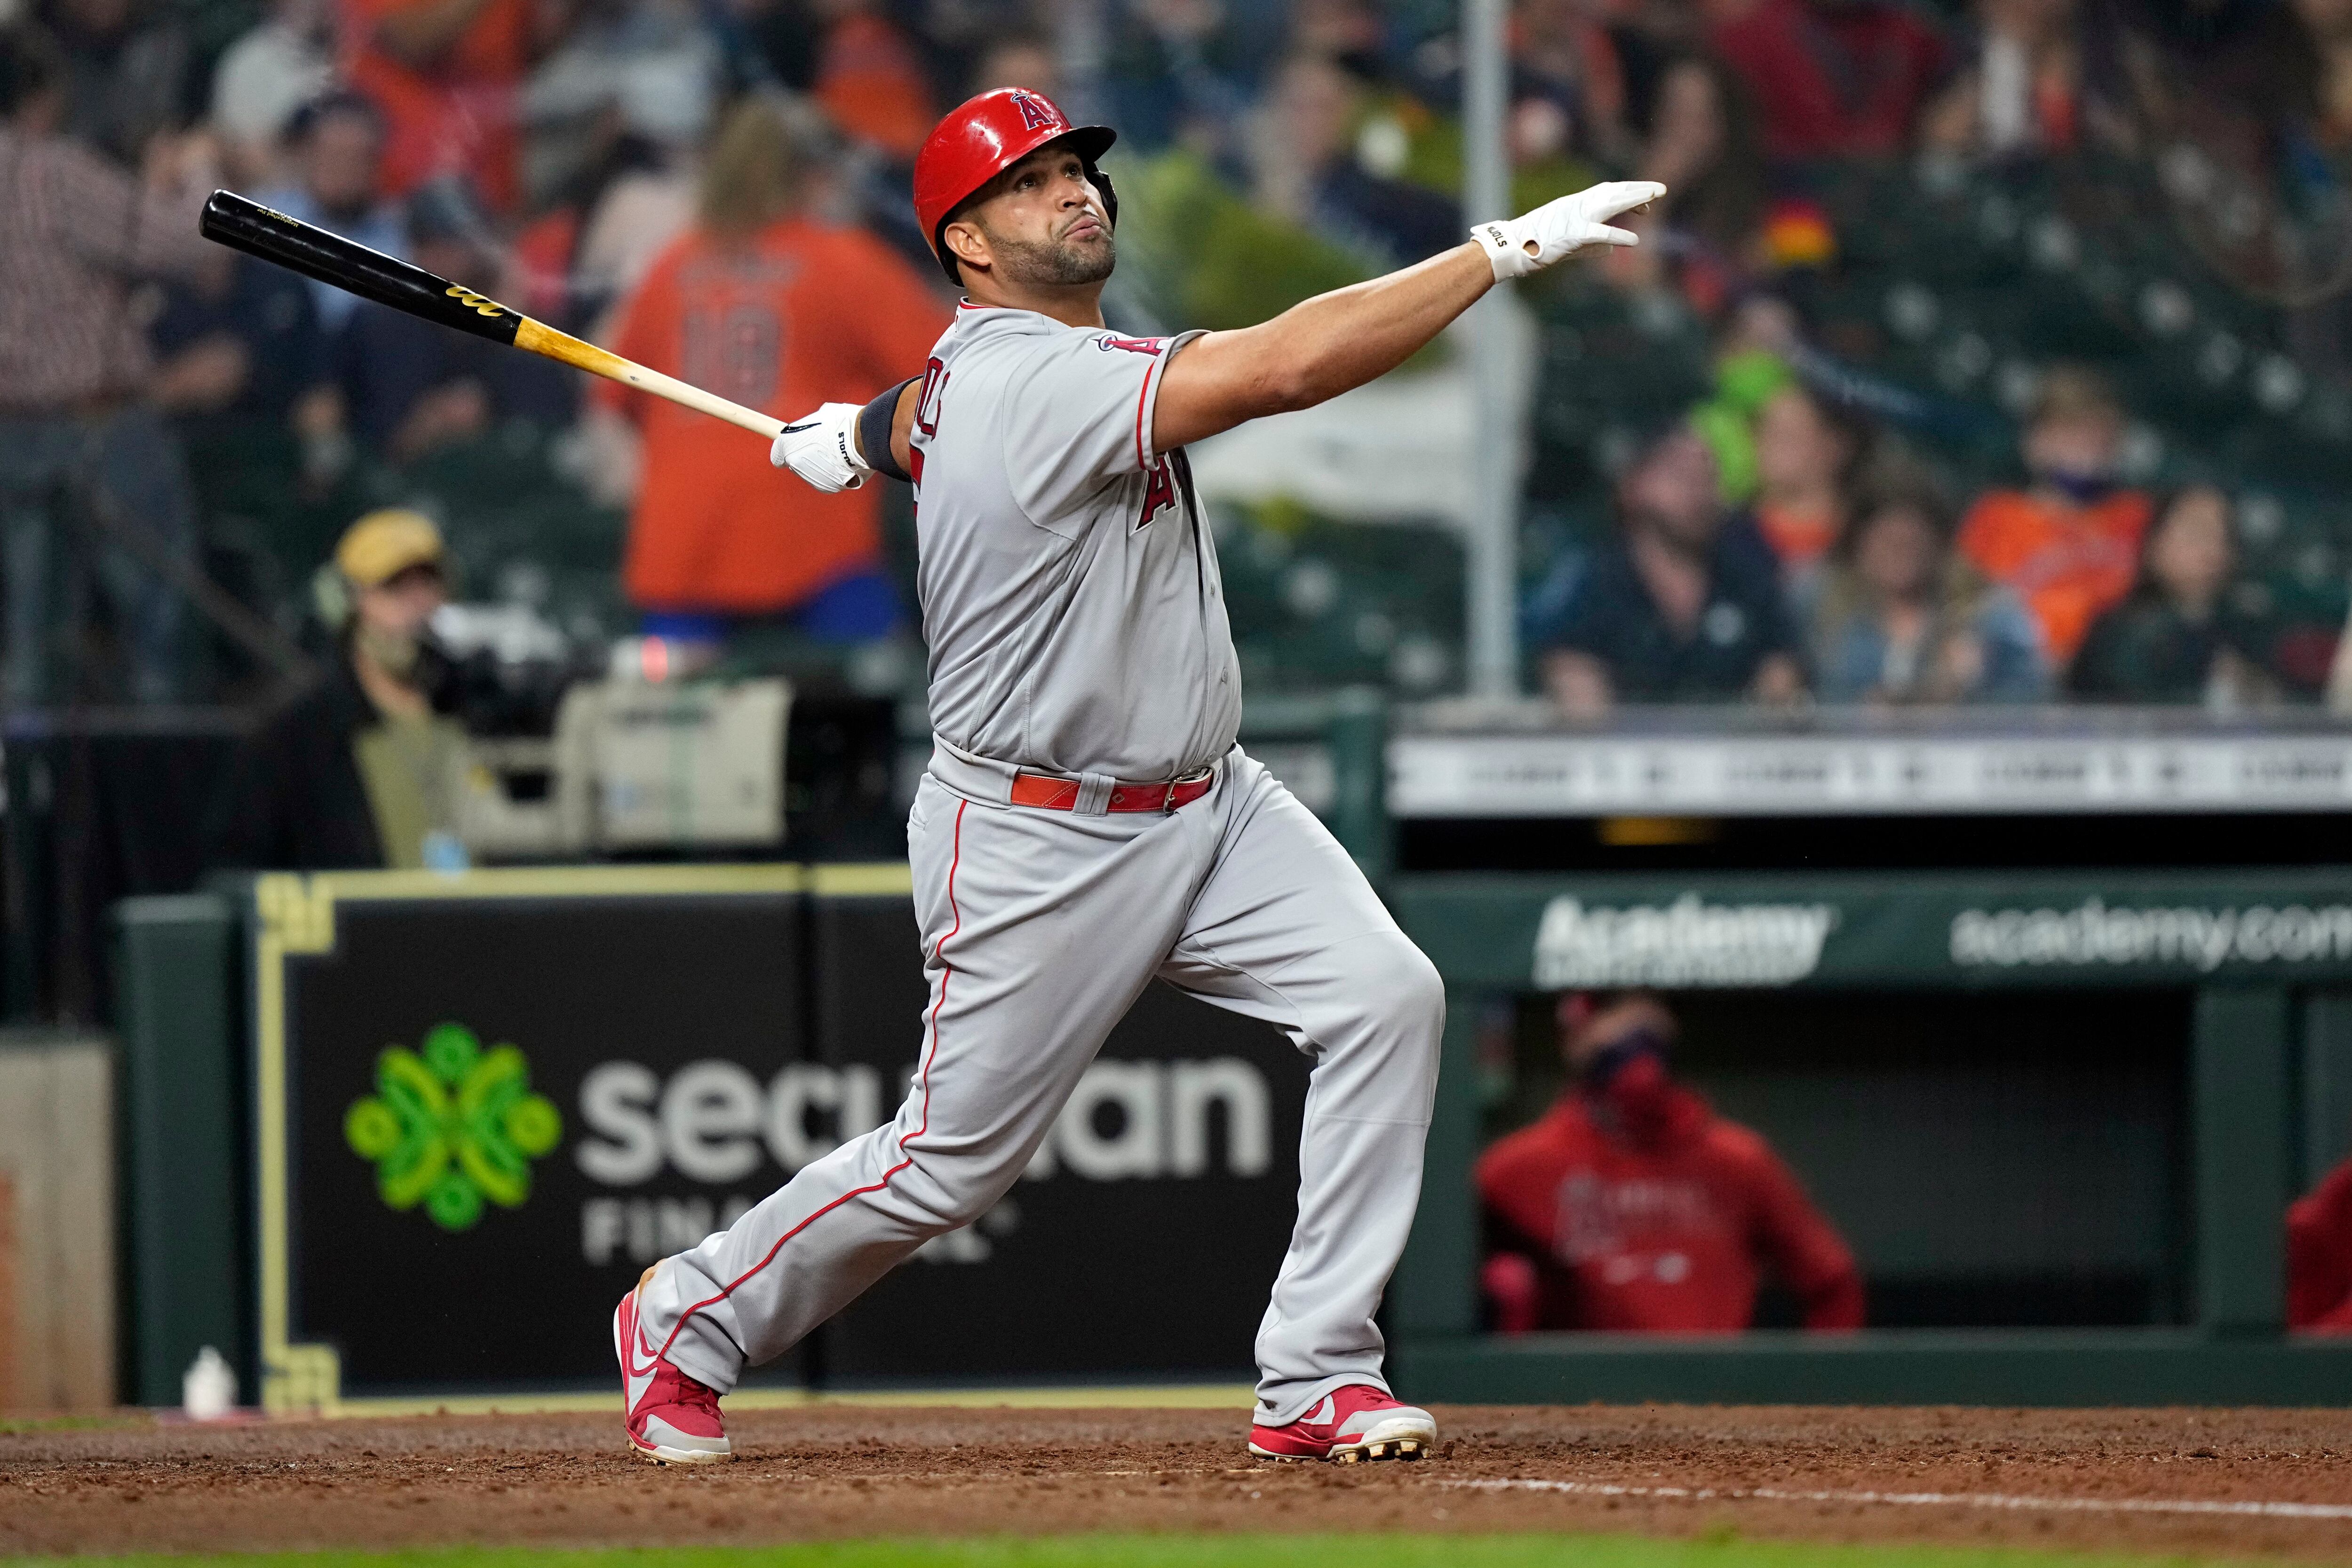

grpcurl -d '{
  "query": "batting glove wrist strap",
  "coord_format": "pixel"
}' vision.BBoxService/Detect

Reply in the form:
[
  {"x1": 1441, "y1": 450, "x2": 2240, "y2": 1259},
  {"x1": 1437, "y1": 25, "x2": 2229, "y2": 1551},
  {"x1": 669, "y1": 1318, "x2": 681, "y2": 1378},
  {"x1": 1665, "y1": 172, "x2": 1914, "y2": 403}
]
[
  {"x1": 1471, "y1": 180, "x2": 1667, "y2": 282},
  {"x1": 770, "y1": 402, "x2": 871, "y2": 493}
]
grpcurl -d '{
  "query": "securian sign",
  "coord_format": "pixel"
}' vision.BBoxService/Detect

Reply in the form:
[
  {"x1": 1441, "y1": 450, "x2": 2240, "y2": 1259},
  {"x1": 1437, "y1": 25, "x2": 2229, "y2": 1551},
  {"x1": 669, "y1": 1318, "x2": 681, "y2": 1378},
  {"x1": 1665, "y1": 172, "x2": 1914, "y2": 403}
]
[{"x1": 344, "y1": 1022, "x2": 564, "y2": 1231}]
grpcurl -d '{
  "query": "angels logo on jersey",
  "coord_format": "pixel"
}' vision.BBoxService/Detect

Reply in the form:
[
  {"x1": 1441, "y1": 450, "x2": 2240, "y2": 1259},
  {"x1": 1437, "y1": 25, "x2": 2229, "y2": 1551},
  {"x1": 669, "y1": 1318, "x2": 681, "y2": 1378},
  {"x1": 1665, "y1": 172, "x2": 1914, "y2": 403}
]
[
  {"x1": 1096, "y1": 334, "x2": 1164, "y2": 357},
  {"x1": 1138, "y1": 455, "x2": 1177, "y2": 530},
  {"x1": 1138, "y1": 450, "x2": 1200, "y2": 532}
]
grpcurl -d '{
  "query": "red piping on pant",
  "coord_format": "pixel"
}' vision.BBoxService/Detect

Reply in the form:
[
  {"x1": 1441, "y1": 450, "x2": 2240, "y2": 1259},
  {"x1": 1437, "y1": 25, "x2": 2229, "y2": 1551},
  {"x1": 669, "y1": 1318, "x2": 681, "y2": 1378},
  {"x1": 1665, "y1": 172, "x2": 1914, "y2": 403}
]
[{"x1": 655, "y1": 796, "x2": 967, "y2": 1366}]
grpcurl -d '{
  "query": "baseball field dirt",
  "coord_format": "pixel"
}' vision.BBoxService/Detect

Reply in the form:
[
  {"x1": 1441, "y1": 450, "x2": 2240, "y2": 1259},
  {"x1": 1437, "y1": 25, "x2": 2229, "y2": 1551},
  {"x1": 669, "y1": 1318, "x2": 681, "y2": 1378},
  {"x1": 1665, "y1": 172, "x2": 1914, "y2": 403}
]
[{"x1": 6, "y1": 1404, "x2": 2352, "y2": 1566}]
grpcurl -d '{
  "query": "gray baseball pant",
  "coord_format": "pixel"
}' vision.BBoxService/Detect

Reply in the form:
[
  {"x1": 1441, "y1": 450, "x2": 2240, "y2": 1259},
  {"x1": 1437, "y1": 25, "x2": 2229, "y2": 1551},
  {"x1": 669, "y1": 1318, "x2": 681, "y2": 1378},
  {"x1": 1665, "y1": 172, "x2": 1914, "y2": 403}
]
[{"x1": 638, "y1": 744, "x2": 1444, "y2": 1424}]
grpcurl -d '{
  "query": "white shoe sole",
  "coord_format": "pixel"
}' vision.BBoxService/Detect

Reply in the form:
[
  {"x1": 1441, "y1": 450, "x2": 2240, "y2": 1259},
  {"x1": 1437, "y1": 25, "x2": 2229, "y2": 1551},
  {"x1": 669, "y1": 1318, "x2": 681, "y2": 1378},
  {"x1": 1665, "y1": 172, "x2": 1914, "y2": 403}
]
[
  {"x1": 1249, "y1": 1414, "x2": 1436, "y2": 1464},
  {"x1": 627, "y1": 1435, "x2": 733, "y2": 1465}
]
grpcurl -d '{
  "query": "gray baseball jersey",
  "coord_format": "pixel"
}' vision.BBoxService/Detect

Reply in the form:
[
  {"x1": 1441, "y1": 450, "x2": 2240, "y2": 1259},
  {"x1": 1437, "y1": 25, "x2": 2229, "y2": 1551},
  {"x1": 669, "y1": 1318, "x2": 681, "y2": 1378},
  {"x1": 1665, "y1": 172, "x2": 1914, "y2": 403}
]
[
  {"x1": 632, "y1": 300, "x2": 1443, "y2": 1433},
  {"x1": 908, "y1": 305, "x2": 1241, "y2": 781}
]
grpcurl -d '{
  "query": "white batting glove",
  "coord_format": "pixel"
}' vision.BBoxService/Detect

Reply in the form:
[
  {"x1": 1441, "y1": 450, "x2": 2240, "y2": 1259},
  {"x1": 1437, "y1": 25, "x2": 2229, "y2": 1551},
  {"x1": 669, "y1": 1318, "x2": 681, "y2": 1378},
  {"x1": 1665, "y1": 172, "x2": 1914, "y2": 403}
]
[
  {"x1": 1471, "y1": 181, "x2": 1667, "y2": 281},
  {"x1": 769, "y1": 402, "x2": 869, "y2": 493}
]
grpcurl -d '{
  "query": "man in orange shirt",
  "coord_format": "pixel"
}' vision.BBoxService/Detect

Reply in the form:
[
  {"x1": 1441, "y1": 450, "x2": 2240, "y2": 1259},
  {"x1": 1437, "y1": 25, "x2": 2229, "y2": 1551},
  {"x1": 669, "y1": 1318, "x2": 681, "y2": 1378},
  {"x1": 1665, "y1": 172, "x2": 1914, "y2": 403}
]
[
  {"x1": 599, "y1": 98, "x2": 947, "y2": 645},
  {"x1": 1957, "y1": 365, "x2": 2152, "y2": 671},
  {"x1": 341, "y1": 0, "x2": 556, "y2": 210}
]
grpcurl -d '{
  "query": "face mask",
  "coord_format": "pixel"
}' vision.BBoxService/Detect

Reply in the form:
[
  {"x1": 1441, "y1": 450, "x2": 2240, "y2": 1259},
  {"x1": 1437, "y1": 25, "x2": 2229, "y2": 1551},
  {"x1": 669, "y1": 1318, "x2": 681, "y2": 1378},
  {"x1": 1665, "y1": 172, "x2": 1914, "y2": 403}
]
[
  {"x1": 2039, "y1": 466, "x2": 2117, "y2": 506},
  {"x1": 355, "y1": 622, "x2": 421, "y2": 678},
  {"x1": 1581, "y1": 1025, "x2": 1678, "y2": 1142}
]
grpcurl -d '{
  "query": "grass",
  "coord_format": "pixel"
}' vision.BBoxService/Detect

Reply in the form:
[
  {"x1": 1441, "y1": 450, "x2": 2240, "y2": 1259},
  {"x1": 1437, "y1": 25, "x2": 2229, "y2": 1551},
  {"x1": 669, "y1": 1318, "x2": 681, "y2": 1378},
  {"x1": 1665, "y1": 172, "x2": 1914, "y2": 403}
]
[
  {"x1": 0, "y1": 1412, "x2": 154, "y2": 1436},
  {"x1": 0, "y1": 1538, "x2": 2300, "y2": 1568}
]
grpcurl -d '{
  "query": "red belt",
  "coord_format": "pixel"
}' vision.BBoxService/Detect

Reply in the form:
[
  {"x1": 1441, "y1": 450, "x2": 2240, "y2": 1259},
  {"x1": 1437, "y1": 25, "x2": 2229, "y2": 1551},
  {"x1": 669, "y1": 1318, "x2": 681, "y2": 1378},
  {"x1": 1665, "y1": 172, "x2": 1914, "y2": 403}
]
[{"x1": 1009, "y1": 768, "x2": 1215, "y2": 813}]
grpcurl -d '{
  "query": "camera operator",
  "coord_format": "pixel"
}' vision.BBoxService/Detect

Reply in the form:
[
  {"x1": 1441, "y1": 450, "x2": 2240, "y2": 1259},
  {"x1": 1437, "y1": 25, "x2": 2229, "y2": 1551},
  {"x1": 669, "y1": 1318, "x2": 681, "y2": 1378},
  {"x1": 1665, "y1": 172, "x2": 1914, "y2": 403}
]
[{"x1": 206, "y1": 508, "x2": 470, "y2": 870}]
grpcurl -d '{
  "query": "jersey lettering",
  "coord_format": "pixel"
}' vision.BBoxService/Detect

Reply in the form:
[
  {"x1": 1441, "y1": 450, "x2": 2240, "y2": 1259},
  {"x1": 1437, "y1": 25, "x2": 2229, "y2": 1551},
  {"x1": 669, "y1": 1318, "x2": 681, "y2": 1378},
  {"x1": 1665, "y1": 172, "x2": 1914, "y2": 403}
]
[
  {"x1": 1010, "y1": 91, "x2": 1059, "y2": 132},
  {"x1": 914, "y1": 356, "x2": 948, "y2": 438},
  {"x1": 1096, "y1": 334, "x2": 1163, "y2": 357},
  {"x1": 1137, "y1": 454, "x2": 1176, "y2": 531},
  {"x1": 682, "y1": 303, "x2": 781, "y2": 407}
]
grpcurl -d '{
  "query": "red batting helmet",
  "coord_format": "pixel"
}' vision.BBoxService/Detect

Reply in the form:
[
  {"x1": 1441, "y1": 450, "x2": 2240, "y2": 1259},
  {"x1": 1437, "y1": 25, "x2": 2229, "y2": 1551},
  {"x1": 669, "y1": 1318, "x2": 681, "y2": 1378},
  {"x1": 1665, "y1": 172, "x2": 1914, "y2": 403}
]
[{"x1": 912, "y1": 88, "x2": 1118, "y2": 285}]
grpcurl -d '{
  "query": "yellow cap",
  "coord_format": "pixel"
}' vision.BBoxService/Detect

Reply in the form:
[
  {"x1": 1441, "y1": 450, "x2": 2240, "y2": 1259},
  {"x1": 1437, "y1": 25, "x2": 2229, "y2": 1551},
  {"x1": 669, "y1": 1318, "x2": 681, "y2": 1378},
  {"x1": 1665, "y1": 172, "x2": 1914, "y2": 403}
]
[{"x1": 334, "y1": 509, "x2": 445, "y2": 588}]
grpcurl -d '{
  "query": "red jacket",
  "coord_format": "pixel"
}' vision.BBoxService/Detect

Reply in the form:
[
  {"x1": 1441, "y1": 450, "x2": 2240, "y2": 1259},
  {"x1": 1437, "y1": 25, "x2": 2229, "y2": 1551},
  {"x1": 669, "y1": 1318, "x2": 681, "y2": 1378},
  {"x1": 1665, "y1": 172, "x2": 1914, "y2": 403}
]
[
  {"x1": 1476, "y1": 1084, "x2": 1863, "y2": 1333},
  {"x1": 1711, "y1": 0, "x2": 1948, "y2": 162},
  {"x1": 2289, "y1": 1154, "x2": 2352, "y2": 1331}
]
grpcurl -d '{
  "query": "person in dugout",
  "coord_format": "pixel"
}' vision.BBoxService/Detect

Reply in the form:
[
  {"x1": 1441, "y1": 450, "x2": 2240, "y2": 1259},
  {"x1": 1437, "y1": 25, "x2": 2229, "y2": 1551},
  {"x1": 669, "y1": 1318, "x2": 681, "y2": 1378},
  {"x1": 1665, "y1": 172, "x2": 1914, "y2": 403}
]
[
  {"x1": 1476, "y1": 990, "x2": 1864, "y2": 1333},
  {"x1": 2288, "y1": 1148, "x2": 2352, "y2": 1330}
]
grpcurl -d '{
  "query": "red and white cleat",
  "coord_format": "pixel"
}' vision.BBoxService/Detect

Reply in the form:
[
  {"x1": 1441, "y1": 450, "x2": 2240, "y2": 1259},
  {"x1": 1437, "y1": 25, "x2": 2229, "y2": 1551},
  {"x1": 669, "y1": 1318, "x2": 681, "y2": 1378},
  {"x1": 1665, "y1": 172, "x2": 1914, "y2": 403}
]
[
  {"x1": 614, "y1": 1281, "x2": 731, "y2": 1464},
  {"x1": 1248, "y1": 1385, "x2": 1436, "y2": 1463}
]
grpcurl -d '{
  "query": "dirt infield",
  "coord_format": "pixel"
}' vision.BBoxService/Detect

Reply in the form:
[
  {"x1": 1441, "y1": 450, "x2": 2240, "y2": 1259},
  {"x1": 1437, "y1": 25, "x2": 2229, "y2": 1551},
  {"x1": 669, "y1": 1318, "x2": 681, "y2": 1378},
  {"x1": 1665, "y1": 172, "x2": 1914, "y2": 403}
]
[{"x1": 7, "y1": 1404, "x2": 2352, "y2": 1563}]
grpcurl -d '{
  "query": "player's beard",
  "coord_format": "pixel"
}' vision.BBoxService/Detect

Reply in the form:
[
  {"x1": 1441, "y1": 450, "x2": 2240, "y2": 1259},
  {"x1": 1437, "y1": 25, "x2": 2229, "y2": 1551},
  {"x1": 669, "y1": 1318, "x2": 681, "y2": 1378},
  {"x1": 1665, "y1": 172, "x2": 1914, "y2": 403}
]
[{"x1": 983, "y1": 221, "x2": 1116, "y2": 287}]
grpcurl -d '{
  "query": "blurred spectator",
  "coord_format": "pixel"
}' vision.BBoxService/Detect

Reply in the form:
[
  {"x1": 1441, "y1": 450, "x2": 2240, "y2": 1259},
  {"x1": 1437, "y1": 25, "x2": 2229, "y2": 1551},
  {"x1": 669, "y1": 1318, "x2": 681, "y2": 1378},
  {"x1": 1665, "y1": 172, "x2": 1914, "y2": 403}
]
[
  {"x1": 0, "y1": 21, "x2": 213, "y2": 705},
  {"x1": 2071, "y1": 485, "x2": 2278, "y2": 706},
  {"x1": 1294, "y1": 0, "x2": 1387, "y2": 76},
  {"x1": 207, "y1": 509, "x2": 468, "y2": 870},
  {"x1": 1957, "y1": 365, "x2": 2153, "y2": 672},
  {"x1": 209, "y1": 0, "x2": 337, "y2": 183},
  {"x1": 1635, "y1": 53, "x2": 1767, "y2": 263},
  {"x1": 1689, "y1": 297, "x2": 1800, "y2": 503},
  {"x1": 596, "y1": 96, "x2": 946, "y2": 648},
  {"x1": 516, "y1": 0, "x2": 719, "y2": 209},
  {"x1": 1810, "y1": 462, "x2": 2048, "y2": 704},
  {"x1": 2290, "y1": 1145, "x2": 2352, "y2": 1331},
  {"x1": 1920, "y1": 0, "x2": 2087, "y2": 160},
  {"x1": 510, "y1": 124, "x2": 682, "y2": 331},
  {"x1": 1538, "y1": 424, "x2": 1804, "y2": 714},
  {"x1": 334, "y1": 177, "x2": 573, "y2": 460},
  {"x1": 259, "y1": 91, "x2": 405, "y2": 333},
  {"x1": 1711, "y1": 0, "x2": 1950, "y2": 161},
  {"x1": 1477, "y1": 991, "x2": 1864, "y2": 1334},
  {"x1": 1250, "y1": 52, "x2": 1460, "y2": 270},
  {"x1": 969, "y1": 32, "x2": 1060, "y2": 98},
  {"x1": 734, "y1": 0, "x2": 820, "y2": 95},
  {"x1": 1748, "y1": 380, "x2": 1867, "y2": 585},
  {"x1": 1510, "y1": 0, "x2": 1630, "y2": 168},
  {"x1": 813, "y1": 0, "x2": 934, "y2": 160},
  {"x1": 1097, "y1": 0, "x2": 1277, "y2": 154},
  {"x1": 40, "y1": 0, "x2": 193, "y2": 166},
  {"x1": 150, "y1": 250, "x2": 333, "y2": 429},
  {"x1": 342, "y1": 0, "x2": 567, "y2": 211},
  {"x1": 2267, "y1": 0, "x2": 2352, "y2": 177}
]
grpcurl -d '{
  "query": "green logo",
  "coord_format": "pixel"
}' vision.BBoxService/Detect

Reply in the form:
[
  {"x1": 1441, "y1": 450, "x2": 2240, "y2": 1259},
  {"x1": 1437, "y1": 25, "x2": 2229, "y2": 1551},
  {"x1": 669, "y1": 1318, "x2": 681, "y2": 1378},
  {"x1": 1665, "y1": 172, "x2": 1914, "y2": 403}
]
[{"x1": 344, "y1": 1023, "x2": 563, "y2": 1231}]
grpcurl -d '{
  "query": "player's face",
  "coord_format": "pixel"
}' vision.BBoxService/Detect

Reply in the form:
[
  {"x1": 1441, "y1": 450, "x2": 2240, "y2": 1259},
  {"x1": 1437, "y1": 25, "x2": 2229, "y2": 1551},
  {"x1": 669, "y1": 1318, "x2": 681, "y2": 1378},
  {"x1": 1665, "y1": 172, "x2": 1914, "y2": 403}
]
[{"x1": 963, "y1": 147, "x2": 1114, "y2": 288}]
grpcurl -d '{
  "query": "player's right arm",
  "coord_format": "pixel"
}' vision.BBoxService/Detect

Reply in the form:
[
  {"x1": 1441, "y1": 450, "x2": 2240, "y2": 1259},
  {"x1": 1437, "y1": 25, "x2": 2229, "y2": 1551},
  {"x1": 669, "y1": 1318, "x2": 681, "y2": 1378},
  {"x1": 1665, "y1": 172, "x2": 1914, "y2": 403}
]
[{"x1": 1150, "y1": 180, "x2": 1665, "y2": 451}]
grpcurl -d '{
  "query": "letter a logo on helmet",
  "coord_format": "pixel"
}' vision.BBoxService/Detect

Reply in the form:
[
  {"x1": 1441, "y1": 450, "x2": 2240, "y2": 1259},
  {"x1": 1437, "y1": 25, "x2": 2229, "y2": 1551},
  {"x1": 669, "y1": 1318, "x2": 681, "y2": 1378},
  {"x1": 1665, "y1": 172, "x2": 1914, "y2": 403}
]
[
  {"x1": 913, "y1": 88, "x2": 1119, "y2": 285},
  {"x1": 1010, "y1": 91, "x2": 1057, "y2": 132}
]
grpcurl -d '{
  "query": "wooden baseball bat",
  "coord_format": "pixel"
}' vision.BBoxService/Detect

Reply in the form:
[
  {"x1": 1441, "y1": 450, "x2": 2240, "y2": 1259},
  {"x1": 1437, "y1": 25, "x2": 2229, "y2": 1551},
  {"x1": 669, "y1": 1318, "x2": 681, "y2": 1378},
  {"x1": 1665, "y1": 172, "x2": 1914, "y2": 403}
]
[{"x1": 199, "y1": 190, "x2": 788, "y2": 441}]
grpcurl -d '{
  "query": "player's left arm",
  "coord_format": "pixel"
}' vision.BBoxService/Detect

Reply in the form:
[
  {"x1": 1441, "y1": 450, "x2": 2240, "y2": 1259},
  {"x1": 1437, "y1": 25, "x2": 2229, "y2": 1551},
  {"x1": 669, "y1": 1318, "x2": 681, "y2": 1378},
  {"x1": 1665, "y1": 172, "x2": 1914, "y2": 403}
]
[
  {"x1": 1150, "y1": 180, "x2": 1664, "y2": 451},
  {"x1": 1743, "y1": 1140, "x2": 1864, "y2": 1330}
]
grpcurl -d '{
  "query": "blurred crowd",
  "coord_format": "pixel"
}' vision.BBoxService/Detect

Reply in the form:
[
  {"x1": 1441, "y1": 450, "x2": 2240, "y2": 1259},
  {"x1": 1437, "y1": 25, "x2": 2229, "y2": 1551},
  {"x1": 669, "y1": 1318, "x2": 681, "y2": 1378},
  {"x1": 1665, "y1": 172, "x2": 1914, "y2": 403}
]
[
  {"x1": 1529, "y1": 359, "x2": 2290, "y2": 712},
  {"x1": 3, "y1": 0, "x2": 2352, "y2": 711}
]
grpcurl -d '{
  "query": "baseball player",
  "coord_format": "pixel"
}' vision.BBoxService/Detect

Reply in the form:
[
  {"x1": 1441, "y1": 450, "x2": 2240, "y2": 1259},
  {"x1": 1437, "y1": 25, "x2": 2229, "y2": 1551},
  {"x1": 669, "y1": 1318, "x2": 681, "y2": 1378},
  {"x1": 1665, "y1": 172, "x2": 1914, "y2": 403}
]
[{"x1": 613, "y1": 86, "x2": 1662, "y2": 1465}]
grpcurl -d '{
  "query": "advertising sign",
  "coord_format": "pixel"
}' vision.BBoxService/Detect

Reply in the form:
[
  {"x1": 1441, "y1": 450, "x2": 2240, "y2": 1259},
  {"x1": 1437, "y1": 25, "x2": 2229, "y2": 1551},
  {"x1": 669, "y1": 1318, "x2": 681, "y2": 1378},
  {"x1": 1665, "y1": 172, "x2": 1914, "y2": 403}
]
[
  {"x1": 253, "y1": 864, "x2": 1306, "y2": 1412},
  {"x1": 253, "y1": 867, "x2": 810, "y2": 1411},
  {"x1": 1397, "y1": 869, "x2": 2352, "y2": 991}
]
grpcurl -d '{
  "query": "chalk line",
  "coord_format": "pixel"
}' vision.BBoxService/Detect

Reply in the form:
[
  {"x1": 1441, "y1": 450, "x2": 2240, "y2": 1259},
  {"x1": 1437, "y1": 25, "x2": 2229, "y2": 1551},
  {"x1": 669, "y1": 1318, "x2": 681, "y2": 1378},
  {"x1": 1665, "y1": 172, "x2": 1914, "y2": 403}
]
[{"x1": 1446, "y1": 1476, "x2": 2352, "y2": 1522}]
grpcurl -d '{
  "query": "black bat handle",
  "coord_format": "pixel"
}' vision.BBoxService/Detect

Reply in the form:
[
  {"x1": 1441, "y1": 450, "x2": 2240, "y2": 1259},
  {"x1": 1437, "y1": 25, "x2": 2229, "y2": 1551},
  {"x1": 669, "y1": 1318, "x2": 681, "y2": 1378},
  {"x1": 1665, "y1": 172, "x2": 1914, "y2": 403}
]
[{"x1": 199, "y1": 189, "x2": 524, "y2": 348}]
